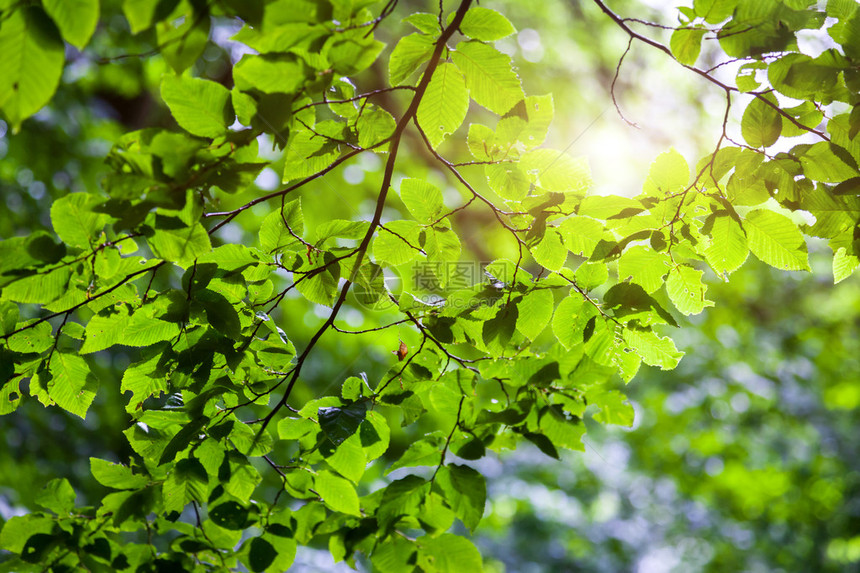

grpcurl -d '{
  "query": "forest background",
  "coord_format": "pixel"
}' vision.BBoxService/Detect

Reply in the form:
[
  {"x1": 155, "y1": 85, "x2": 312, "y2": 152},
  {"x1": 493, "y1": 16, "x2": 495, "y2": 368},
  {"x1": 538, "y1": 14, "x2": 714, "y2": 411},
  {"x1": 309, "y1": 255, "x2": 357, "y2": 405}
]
[{"x1": 1, "y1": 0, "x2": 859, "y2": 571}]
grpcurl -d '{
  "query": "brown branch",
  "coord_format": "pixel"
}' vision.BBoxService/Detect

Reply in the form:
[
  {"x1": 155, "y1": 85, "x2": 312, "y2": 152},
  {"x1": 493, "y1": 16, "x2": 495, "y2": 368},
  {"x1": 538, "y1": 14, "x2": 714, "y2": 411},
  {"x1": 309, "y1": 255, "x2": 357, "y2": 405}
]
[
  {"x1": 253, "y1": 0, "x2": 476, "y2": 439},
  {"x1": 590, "y1": 0, "x2": 830, "y2": 142}
]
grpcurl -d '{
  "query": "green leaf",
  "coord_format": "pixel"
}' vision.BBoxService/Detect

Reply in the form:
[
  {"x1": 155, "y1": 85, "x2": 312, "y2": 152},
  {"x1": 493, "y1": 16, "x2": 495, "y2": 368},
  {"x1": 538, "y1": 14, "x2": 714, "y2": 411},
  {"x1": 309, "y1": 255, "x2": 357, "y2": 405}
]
[
  {"x1": 418, "y1": 491, "x2": 456, "y2": 533},
  {"x1": 326, "y1": 28, "x2": 384, "y2": 76},
  {"x1": 417, "y1": 534, "x2": 482, "y2": 573},
  {"x1": 50, "y1": 193, "x2": 109, "y2": 249},
  {"x1": 515, "y1": 288, "x2": 554, "y2": 341},
  {"x1": 505, "y1": 94, "x2": 554, "y2": 149},
  {"x1": 604, "y1": 282, "x2": 678, "y2": 327},
  {"x1": 575, "y1": 261, "x2": 609, "y2": 290},
  {"x1": 552, "y1": 294, "x2": 585, "y2": 350},
  {"x1": 158, "y1": 416, "x2": 206, "y2": 465},
  {"x1": 523, "y1": 431, "x2": 560, "y2": 459},
  {"x1": 736, "y1": 61, "x2": 767, "y2": 92},
  {"x1": 233, "y1": 54, "x2": 306, "y2": 94},
  {"x1": 80, "y1": 308, "x2": 131, "y2": 354},
  {"x1": 578, "y1": 195, "x2": 643, "y2": 220},
  {"x1": 704, "y1": 214, "x2": 749, "y2": 276},
  {"x1": 797, "y1": 142, "x2": 858, "y2": 183},
  {"x1": 121, "y1": 353, "x2": 168, "y2": 412},
  {"x1": 225, "y1": 423, "x2": 270, "y2": 459},
  {"x1": 744, "y1": 210, "x2": 810, "y2": 271},
  {"x1": 666, "y1": 265, "x2": 714, "y2": 315},
  {"x1": 356, "y1": 105, "x2": 396, "y2": 148},
  {"x1": 833, "y1": 247, "x2": 859, "y2": 284},
  {"x1": 386, "y1": 435, "x2": 443, "y2": 475},
  {"x1": 378, "y1": 475, "x2": 430, "y2": 530},
  {"x1": 539, "y1": 405, "x2": 585, "y2": 451},
  {"x1": 617, "y1": 246, "x2": 670, "y2": 294},
  {"x1": 260, "y1": 200, "x2": 304, "y2": 254},
  {"x1": 262, "y1": 524, "x2": 297, "y2": 572},
  {"x1": 324, "y1": 434, "x2": 366, "y2": 483},
  {"x1": 400, "y1": 179, "x2": 445, "y2": 223},
  {"x1": 643, "y1": 148, "x2": 690, "y2": 196},
  {"x1": 0, "y1": 515, "x2": 55, "y2": 554},
  {"x1": 35, "y1": 478, "x2": 76, "y2": 514},
  {"x1": 0, "y1": 6, "x2": 65, "y2": 129},
  {"x1": 417, "y1": 62, "x2": 469, "y2": 148},
  {"x1": 296, "y1": 251, "x2": 341, "y2": 307},
  {"x1": 741, "y1": 94, "x2": 782, "y2": 148},
  {"x1": 1, "y1": 267, "x2": 71, "y2": 305},
  {"x1": 315, "y1": 470, "x2": 361, "y2": 516},
  {"x1": 278, "y1": 416, "x2": 316, "y2": 440},
  {"x1": 694, "y1": 0, "x2": 736, "y2": 23},
  {"x1": 157, "y1": 6, "x2": 210, "y2": 74},
  {"x1": 590, "y1": 390, "x2": 635, "y2": 426},
  {"x1": 122, "y1": 312, "x2": 181, "y2": 347},
  {"x1": 623, "y1": 327, "x2": 684, "y2": 370},
  {"x1": 0, "y1": 361, "x2": 20, "y2": 415},
  {"x1": 486, "y1": 163, "x2": 530, "y2": 201},
  {"x1": 559, "y1": 216, "x2": 604, "y2": 257},
  {"x1": 90, "y1": 458, "x2": 150, "y2": 490},
  {"x1": 670, "y1": 27, "x2": 706, "y2": 66},
  {"x1": 361, "y1": 411, "x2": 390, "y2": 461},
  {"x1": 520, "y1": 149, "x2": 592, "y2": 194},
  {"x1": 404, "y1": 12, "x2": 440, "y2": 35},
  {"x1": 161, "y1": 75, "x2": 234, "y2": 138},
  {"x1": 388, "y1": 33, "x2": 434, "y2": 86},
  {"x1": 373, "y1": 220, "x2": 422, "y2": 266},
  {"x1": 434, "y1": 464, "x2": 486, "y2": 531},
  {"x1": 532, "y1": 228, "x2": 567, "y2": 272},
  {"x1": 122, "y1": 0, "x2": 173, "y2": 33},
  {"x1": 43, "y1": 0, "x2": 99, "y2": 49},
  {"x1": 459, "y1": 7, "x2": 516, "y2": 41},
  {"x1": 162, "y1": 457, "x2": 208, "y2": 513},
  {"x1": 319, "y1": 403, "x2": 367, "y2": 447},
  {"x1": 451, "y1": 41, "x2": 524, "y2": 115},
  {"x1": 373, "y1": 537, "x2": 418, "y2": 573},
  {"x1": 768, "y1": 53, "x2": 841, "y2": 100},
  {"x1": 5, "y1": 320, "x2": 52, "y2": 354},
  {"x1": 147, "y1": 223, "x2": 212, "y2": 266},
  {"x1": 314, "y1": 220, "x2": 369, "y2": 244},
  {"x1": 248, "y1": 537, "x2": 277, "y2": 572},
  {"x1": 210, "y1": 501, "x2": 250, "y2": 530},
  {"x1": 48, "y1": 353, "x2": 98, "y2": 419}
]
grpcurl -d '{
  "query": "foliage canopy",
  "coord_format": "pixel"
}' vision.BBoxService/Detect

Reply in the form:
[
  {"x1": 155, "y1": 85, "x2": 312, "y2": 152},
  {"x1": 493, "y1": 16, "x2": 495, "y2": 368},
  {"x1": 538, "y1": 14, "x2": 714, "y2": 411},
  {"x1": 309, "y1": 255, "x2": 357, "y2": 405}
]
[{"x1": 0, "y1": 0, "x2": 859, "y2": 570}]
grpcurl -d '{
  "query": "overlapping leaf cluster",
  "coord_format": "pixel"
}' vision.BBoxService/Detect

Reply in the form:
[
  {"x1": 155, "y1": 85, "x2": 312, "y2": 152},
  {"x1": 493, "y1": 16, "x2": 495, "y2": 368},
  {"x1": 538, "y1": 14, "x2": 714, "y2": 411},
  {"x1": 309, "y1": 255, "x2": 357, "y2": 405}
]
[{"x1": 0, "y1": 0, "x2": 858, "y2": 570}]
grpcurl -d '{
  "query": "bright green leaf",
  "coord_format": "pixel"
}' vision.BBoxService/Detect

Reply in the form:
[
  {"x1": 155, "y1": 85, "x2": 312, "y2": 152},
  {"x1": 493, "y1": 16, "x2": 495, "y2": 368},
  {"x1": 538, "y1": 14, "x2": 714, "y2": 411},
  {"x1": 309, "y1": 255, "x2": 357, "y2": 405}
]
[
  {"x1": 459, "y1": 7, "x2": 516, "y2": 41},
  {"x1": 666, "y1": 265, "x2": 714, "y2": 315},
  {"x1": 161, "y1": 75, "x2": 234, "y2": 138},
  {"x1": 90, "y1": 458, "x2": 150, "y2": 490},
  {"x1": 744, "y1": 209, "x2": 810, "y2": 271},
  {"x1": 0, "y1": 7, "x2": 65, "y2": 129},
  {"x1": 515, "y1": 288, "x2": 554, "y2": 340},
  {"x1": 742, "y1": 94, "x2": 782, "y2": 148},
  {"x1": 400, "y1": 179, "x2": 445, "y2": 223},
  {"x1": 48, "y1": 353, "x2": 98, "y2": 419},
  {"x1": 670, "y1": 27, "x2": 706, "y2": 66},
  {"x1": 417, "y1": 63, "x2": 469, "y2": 148},
  {"x1": 43, "y1": 0, "x2": 99, "y2": 49},
  {"x1": 451, "y1": 41, "x2": 523, "y2": 115},
  {"x1": 315, "y1": 470, "x2": 361, "y2": 516}
]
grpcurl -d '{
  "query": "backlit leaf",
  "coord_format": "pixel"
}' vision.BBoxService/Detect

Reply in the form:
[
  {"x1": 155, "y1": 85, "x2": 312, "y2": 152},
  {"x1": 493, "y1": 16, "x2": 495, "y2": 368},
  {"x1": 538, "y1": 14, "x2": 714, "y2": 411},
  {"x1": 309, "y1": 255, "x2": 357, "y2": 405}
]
[
  {"x1": 417, "y1": 63, "x2": 469, "y2": 148},
  {"x1": 744, "y1": 210, "x2": 810, "y2": 271},
  {"x1": 161, "y1": 75, "x2": 234, "y2": 138},
  {"x1": 0, "y1": 7, "x2": 65, "y2": 129},
  {"x1": 451, "y1": 41, "x2": 523, "y2": 115}
]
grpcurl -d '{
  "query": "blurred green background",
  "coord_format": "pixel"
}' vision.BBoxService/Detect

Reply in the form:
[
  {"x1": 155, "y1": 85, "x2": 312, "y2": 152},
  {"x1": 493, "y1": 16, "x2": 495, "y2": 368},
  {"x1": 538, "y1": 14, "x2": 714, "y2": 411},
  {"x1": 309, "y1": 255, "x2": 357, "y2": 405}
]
[{"x1": 1, "y1": 0, "x2": 858, "y2": 571}]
